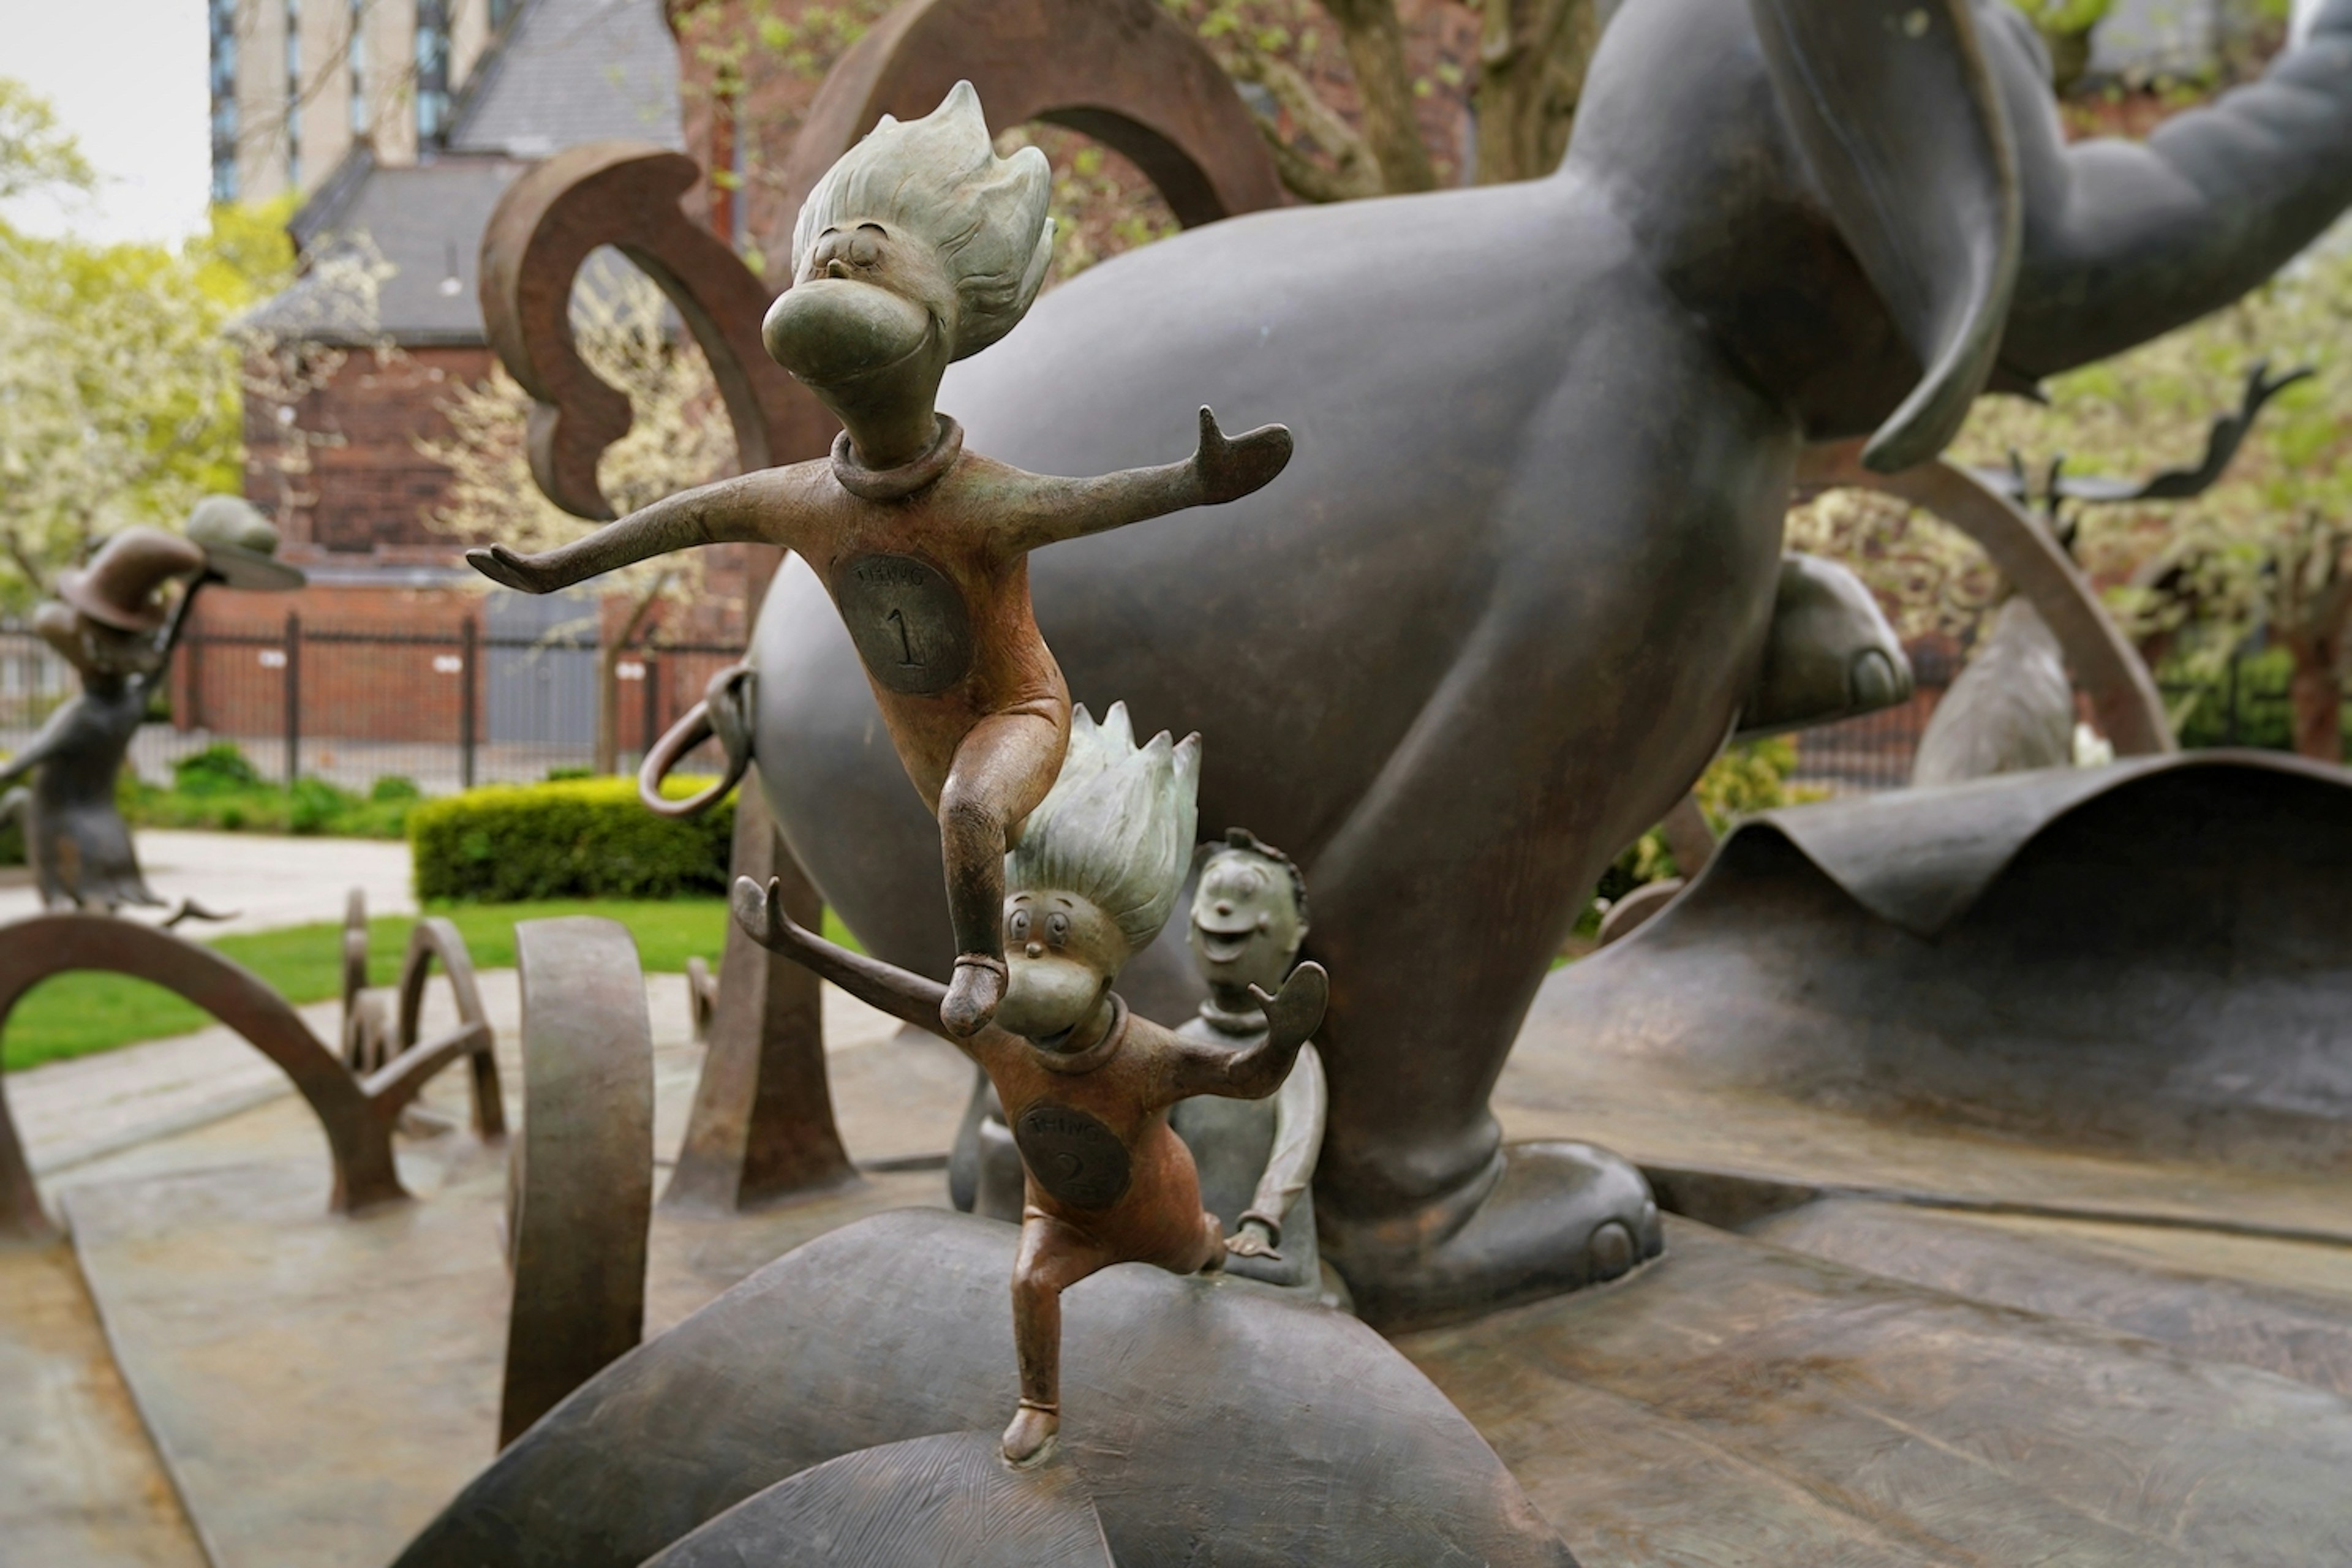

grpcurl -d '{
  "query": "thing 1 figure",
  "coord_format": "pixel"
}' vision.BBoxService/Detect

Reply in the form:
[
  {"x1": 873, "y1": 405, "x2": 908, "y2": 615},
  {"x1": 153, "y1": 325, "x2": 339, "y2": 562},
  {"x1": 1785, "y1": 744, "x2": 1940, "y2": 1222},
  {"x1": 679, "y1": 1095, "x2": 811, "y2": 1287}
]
[
  {"x1": 732, "y1": 705, "x2": 1329, "y2": 1465},
  {"x1": 467, "y1": 81, "x2": 1293, "y2": 1036}
]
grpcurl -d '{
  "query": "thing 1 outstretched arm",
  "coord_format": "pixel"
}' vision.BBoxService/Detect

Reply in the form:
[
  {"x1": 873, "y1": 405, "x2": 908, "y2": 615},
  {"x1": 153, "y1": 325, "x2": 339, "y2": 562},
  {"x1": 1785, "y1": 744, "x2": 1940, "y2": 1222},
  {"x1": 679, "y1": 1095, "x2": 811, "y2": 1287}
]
[
  {"x1": 1009, "y1": 407, "x2": 1292, "y2": 552},
  {"x1": 730, "y1": 875, "x2": 954, "y2": 1038},
  {"x1": 1172, "y1": 962, "x2": 1329, "y2": 1103},
  {"x1": 470, "y1": 469, "x2": 806, "y2": 594}
]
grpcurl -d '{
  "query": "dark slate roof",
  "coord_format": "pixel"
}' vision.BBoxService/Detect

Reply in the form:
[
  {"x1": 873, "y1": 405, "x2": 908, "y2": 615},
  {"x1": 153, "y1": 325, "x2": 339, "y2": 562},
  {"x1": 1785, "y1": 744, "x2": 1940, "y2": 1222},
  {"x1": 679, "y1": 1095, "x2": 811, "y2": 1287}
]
[
  {"x1": 251, "y1": 0, "x2": 684, "y2": 345},
  {"x1": 446, "y1": 0, "x2": 683, "y2": 159},
  {"x1": 246, "y1": 154, "x2": 535, "y2": 345}
]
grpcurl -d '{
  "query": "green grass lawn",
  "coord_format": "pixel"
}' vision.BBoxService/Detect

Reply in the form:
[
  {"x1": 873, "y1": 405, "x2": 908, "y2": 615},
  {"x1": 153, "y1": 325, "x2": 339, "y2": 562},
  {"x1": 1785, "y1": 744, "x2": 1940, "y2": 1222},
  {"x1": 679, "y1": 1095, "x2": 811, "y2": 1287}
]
[{"x1": 1, "y1": 900, "x2": 859, "y2": 1073}]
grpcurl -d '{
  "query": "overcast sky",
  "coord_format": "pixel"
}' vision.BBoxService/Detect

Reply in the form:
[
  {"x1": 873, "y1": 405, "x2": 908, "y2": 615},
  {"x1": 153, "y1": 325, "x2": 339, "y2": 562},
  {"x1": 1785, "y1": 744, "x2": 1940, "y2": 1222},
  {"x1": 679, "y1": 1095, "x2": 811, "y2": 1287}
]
[{"x1": 5, "y1": 0, "x2": 212, "y2": 245}]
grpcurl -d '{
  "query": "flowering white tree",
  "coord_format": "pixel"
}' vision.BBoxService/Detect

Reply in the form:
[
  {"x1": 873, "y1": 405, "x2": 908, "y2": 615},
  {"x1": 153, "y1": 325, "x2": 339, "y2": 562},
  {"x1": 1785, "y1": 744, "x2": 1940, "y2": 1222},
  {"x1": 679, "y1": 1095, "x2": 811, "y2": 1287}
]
[{"x1": 418, "y1": 264, "x2": 740, "y2": 773}]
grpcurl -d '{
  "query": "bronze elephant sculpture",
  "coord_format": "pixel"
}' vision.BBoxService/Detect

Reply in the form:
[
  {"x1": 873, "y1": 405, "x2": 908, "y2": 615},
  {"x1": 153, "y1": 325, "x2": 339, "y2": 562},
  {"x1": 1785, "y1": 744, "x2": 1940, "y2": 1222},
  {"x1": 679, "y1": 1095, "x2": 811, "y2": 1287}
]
[{"x1": 488, "y1": 0, "x2": 2352, "y2": 1327}]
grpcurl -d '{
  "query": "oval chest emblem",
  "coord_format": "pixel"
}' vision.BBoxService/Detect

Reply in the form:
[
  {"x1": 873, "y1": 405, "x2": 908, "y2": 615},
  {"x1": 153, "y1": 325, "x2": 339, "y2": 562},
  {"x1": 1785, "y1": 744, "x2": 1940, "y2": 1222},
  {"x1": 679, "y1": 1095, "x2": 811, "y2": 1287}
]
[
  {"x1": 831, "y1": 552, "x2": 974, "y2": 696},
  {"x1": 1013, "y1": 1102, "x2": 1132, "y2": 1211}
]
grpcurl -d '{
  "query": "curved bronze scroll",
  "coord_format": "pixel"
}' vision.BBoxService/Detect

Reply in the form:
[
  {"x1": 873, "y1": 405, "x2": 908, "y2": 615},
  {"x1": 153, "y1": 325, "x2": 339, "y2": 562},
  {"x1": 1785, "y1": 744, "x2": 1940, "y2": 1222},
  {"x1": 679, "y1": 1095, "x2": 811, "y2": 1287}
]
[
  {"x1": 0, "y1": 914, "x2": 407, "y2": 1239},
  {"x1": 379, "y1": 916, "x2": 505, "y2": 1139},
  {"x1": 1796, "y1": 440, "x2": 2174, "y2": 757},
  {"x1": 480, "y1": 145, "x2": 835, "y2": 520},
  {"x1": 777, "y1": 0, "x2": 1286, "y2": 232},
  {"x1": 500, "y1": 917, "x2": 654, "y2": 1448},
  {"x1": 637, "y1": 663, "x2": 755, "y2": 820},
  {"x1": 340, "y1": 893, "x2": 504, "y2": 1140},
  {"x1": 479, "y1": 0, "x2": 1283, "y2": 518}
]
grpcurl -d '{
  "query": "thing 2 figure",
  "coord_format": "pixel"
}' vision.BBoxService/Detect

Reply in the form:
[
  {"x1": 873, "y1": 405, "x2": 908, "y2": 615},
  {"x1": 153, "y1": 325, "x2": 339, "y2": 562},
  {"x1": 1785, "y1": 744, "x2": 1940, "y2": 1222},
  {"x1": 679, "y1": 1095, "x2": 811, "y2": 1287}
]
[{"x1": 732, "y1": 705, "x2": 1329, "y2": 1464}]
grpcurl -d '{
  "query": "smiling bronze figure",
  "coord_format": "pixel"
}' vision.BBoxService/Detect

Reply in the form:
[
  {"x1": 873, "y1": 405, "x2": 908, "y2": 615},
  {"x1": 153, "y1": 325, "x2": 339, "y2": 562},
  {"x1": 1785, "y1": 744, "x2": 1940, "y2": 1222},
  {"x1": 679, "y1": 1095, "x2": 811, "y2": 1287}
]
[
  {"x1": 465, "y1": 82, "x2": 1291, "y2": 1039},
  {"x1": 733, "y1": 705, "x2": 1329, "y2": 1464}
]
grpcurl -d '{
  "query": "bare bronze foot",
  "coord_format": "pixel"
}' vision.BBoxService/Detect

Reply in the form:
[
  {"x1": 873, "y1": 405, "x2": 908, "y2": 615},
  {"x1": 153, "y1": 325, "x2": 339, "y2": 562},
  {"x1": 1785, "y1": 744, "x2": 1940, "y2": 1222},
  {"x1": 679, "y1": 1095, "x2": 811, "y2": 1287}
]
[
  {"x1": 1000, "y1": 1400, "x2": 1059, "y2": 1466},
  {"x1": 941, "y1": 954, "x2": 1007, "y2": 1038}
]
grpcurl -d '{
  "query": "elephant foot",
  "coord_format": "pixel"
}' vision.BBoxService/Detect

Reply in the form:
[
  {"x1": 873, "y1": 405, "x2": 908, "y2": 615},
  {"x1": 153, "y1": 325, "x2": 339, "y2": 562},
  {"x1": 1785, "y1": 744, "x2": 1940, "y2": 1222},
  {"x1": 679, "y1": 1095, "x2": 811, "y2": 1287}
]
[{"x1": 1325, "y1": 1140, "x2": 1663, "y2": 1333}]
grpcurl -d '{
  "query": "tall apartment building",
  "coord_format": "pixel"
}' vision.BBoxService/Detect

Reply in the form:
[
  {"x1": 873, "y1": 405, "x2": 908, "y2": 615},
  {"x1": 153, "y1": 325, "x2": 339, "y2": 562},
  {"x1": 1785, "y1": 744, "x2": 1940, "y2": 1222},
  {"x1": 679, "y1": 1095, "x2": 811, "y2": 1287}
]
[{"x1": 208, "y1": 0, "x2": 513, "y2": 204}]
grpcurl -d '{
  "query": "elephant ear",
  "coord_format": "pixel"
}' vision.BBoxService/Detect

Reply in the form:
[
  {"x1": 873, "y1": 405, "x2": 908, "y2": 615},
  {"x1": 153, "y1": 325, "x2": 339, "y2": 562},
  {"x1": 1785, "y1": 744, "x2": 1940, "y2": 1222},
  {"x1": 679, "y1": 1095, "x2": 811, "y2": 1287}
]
[{"x1": 1751, "y1": 0, "x2": 2021, "y2": 472}]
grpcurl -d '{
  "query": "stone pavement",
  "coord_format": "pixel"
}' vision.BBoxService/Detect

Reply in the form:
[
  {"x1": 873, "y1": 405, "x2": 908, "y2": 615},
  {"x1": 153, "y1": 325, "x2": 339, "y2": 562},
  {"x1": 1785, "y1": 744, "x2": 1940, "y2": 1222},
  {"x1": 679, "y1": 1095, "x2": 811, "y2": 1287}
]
[
  {"x1": 0, "y1": 829, "x2": 414, "y2": 936},
  {"x1": 13, "y1": 943, "x2": 2352, "y2": 1567},
  {"x1": 1, "y1": 957, "x2": 956, "y2": 1568}
]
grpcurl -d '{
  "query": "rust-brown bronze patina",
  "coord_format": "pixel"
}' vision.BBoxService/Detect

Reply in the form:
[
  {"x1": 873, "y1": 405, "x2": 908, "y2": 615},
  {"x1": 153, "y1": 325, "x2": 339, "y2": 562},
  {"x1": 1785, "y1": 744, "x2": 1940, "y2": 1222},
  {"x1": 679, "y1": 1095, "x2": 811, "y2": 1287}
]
[{"x1": 471, "y1": 83, "x2": 1290, "y2": 1040}]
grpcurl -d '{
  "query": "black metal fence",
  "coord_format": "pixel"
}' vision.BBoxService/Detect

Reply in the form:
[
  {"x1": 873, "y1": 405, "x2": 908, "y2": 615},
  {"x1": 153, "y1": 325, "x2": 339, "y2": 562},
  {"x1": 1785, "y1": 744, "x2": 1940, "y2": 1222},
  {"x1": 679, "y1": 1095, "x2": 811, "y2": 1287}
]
[
  {"x1": 1785, "y1": 643, "x2": 1959, "y2": 795},
  {"x1": 1784, "y1": 641, "x2": 2345, "y2": 794},
  {"x1": 4, "y1": 620, "x2": 2337, "y2": 800},
  {"x1": 0, "y1": 617, "x2": 744, "y2": 796}
]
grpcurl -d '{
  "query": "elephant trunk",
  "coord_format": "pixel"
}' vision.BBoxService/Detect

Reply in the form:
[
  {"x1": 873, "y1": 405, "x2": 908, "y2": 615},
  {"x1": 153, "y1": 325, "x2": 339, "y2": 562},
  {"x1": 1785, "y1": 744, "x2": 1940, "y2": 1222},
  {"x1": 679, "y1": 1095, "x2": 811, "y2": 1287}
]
[{"x1": 1999, "y1": 0, "x2": 2352, "y2": 379}]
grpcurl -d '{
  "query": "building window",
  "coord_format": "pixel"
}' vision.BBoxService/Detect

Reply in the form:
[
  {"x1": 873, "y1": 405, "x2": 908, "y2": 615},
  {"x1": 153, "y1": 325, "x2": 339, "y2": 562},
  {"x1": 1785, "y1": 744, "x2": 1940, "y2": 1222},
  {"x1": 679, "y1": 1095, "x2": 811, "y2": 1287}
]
[
  {"x1": 208, "y1": 0, "x2": 239, "y2": 202},
  {"x1": 284, "y1": 0, "x2": 302, "y2": 190},
  {"x1": 348, "y1": 0, "x2": 368, "y2": 137},
  {"x1": 415, "y1": 0, "x2": 451, "y2": 146}
]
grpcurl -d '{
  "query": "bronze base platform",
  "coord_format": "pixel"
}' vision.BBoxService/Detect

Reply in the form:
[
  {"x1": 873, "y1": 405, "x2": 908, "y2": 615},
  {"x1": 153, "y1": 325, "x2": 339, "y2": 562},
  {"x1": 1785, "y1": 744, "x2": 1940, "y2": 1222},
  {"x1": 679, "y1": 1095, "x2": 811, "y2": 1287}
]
[{"x1": 12, "y1": 931, "x2": 2352, "y2": 1566}]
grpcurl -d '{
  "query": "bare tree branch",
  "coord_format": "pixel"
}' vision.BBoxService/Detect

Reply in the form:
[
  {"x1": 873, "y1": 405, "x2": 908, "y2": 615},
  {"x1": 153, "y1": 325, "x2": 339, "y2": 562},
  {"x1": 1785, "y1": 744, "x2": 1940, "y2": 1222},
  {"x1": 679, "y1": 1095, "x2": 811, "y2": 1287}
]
[
  {"x1": 1316, "y1": 0, "x2": 1439, "y2": 193},
  {"x1": 1227, "y1": 52, "x2": 1384, "y2": 203}
]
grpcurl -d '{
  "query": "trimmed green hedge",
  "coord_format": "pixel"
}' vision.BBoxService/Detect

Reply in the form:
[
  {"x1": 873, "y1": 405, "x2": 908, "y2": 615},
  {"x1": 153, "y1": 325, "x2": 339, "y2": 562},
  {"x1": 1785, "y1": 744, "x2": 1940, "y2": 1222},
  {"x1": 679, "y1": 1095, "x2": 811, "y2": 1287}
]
[{"x1": 409, "y1": 777, "x2": 734, "y2": 902}]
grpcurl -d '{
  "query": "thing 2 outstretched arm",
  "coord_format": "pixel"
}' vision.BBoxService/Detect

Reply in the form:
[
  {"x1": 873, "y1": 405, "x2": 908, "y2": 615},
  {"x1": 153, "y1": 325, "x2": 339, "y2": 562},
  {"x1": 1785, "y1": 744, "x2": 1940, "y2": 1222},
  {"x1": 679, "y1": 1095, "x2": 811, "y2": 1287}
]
[
  {"x1": 1172, "y1": 962, "x2": 1329, "y2": 1103},
  {"x1": 469, "y1": 469, "x2": 807, "y2": 594},
  {"x1": 1009, "y1": 407, "x2": 1292, "y2": 552}
]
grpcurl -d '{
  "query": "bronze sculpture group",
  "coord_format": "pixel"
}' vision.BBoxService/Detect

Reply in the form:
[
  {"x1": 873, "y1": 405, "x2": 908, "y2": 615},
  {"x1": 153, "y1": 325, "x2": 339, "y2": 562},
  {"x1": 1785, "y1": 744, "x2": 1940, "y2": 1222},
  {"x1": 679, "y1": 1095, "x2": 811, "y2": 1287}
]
[
  {"x1": 469, "y1": 83, "x2": 1291, "y2": 1040},
  {"x1": 474, "y1": 86, "x2": 1315, "y2": 1463},
  {"x1": 4, "y1": 0, "x2": 2352, "y2": 1561},
  {"x1": 722, "y1": 0, "x2": 2352, "y2": 1331},
  {"x1": 737, "y1": 704, "x2": 1326, "y2": 1463}
]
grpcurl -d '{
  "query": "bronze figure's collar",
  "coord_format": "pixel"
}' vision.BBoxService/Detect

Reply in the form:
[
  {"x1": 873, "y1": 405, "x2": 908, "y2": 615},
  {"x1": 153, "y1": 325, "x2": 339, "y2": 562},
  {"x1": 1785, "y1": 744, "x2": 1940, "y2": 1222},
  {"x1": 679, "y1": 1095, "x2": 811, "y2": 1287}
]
[
  {"x1": 831, "y1": 415, "x2": 964, "y2": 501},
  {"x1": 1031, "y1": 994, "x2": 1128, "y2": 1075}
]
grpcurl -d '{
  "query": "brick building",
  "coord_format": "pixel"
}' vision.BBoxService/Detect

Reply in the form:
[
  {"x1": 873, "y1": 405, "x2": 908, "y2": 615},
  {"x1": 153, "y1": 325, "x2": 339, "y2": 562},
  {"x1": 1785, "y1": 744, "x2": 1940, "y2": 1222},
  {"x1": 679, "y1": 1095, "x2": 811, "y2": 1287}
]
[
  {"x1": 235, "y1": 0, "x2": 682, "y2": 578},
  {"x1": 196, "y1": 0, "x2": 698, "y2": 760}
]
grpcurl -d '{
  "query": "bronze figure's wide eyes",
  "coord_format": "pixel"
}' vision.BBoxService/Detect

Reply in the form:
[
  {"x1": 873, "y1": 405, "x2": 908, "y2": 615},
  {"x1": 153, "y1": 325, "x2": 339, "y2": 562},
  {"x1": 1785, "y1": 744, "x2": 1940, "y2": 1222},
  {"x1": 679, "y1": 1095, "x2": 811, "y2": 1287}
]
[
  {"x1": 1046, "y1": 911, "x2": 1071, "y2": 946},
  {"x1": 1009, "y1": 908, "x2": 1031, "y2": 941}
]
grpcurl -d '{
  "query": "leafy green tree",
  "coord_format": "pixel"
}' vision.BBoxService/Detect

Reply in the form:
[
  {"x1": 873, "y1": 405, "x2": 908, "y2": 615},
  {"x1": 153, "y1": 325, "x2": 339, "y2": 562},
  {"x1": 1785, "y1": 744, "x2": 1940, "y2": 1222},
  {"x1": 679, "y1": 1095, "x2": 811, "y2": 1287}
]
[
  {"x1": 0, "y1": 78, "x2": 95, "y2": 203},
  {"x1": 1955, "y1": 247, "x2": 2352, "y2": 761},
  {"x1": 0, "y1": 81, "x2": 295, "y2": 611}
]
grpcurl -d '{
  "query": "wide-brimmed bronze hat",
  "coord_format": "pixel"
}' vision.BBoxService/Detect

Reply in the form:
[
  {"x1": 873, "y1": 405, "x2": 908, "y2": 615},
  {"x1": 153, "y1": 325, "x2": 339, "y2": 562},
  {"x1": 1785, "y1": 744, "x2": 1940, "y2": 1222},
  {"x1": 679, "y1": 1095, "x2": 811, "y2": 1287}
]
[
  {"x1": 55, "y1": 527, "x2": 207, "y2": 633},
  {"x1": 186, "y1": 495, "x2": 304, "y2": 592}
]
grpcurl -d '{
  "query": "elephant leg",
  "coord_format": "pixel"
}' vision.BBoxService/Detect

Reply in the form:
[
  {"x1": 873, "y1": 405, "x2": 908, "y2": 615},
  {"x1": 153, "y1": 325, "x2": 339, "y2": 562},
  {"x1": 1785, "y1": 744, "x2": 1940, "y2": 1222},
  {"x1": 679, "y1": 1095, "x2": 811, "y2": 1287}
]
[{"x1": 1307, "y1": 374, "x2": 1793, "y2": 1330}]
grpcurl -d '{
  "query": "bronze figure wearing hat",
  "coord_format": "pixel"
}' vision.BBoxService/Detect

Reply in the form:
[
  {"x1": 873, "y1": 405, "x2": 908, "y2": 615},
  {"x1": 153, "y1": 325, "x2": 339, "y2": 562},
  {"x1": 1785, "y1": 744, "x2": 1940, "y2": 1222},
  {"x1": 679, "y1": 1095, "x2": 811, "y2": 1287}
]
[
  {"x1": 464, "y1": 83, "x2": 1292, "y2": 1041},
  {"x1": 2, "y1": 510, "x2": 303, "y2": 915},
  {"x1": 5, "y1": 528, "x2": 207, "y2": 913}
]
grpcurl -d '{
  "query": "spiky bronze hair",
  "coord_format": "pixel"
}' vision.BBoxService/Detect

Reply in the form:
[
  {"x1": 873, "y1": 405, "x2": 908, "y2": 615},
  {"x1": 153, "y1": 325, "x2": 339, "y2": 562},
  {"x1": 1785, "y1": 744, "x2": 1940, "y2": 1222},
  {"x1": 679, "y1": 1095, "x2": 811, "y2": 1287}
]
[
  {"x1": 791, "y1": 80, "x2": 1055, "y2": 360},
  {"x1": 1006, "y1": 703, "x2": 1202, "y2": 952}
]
